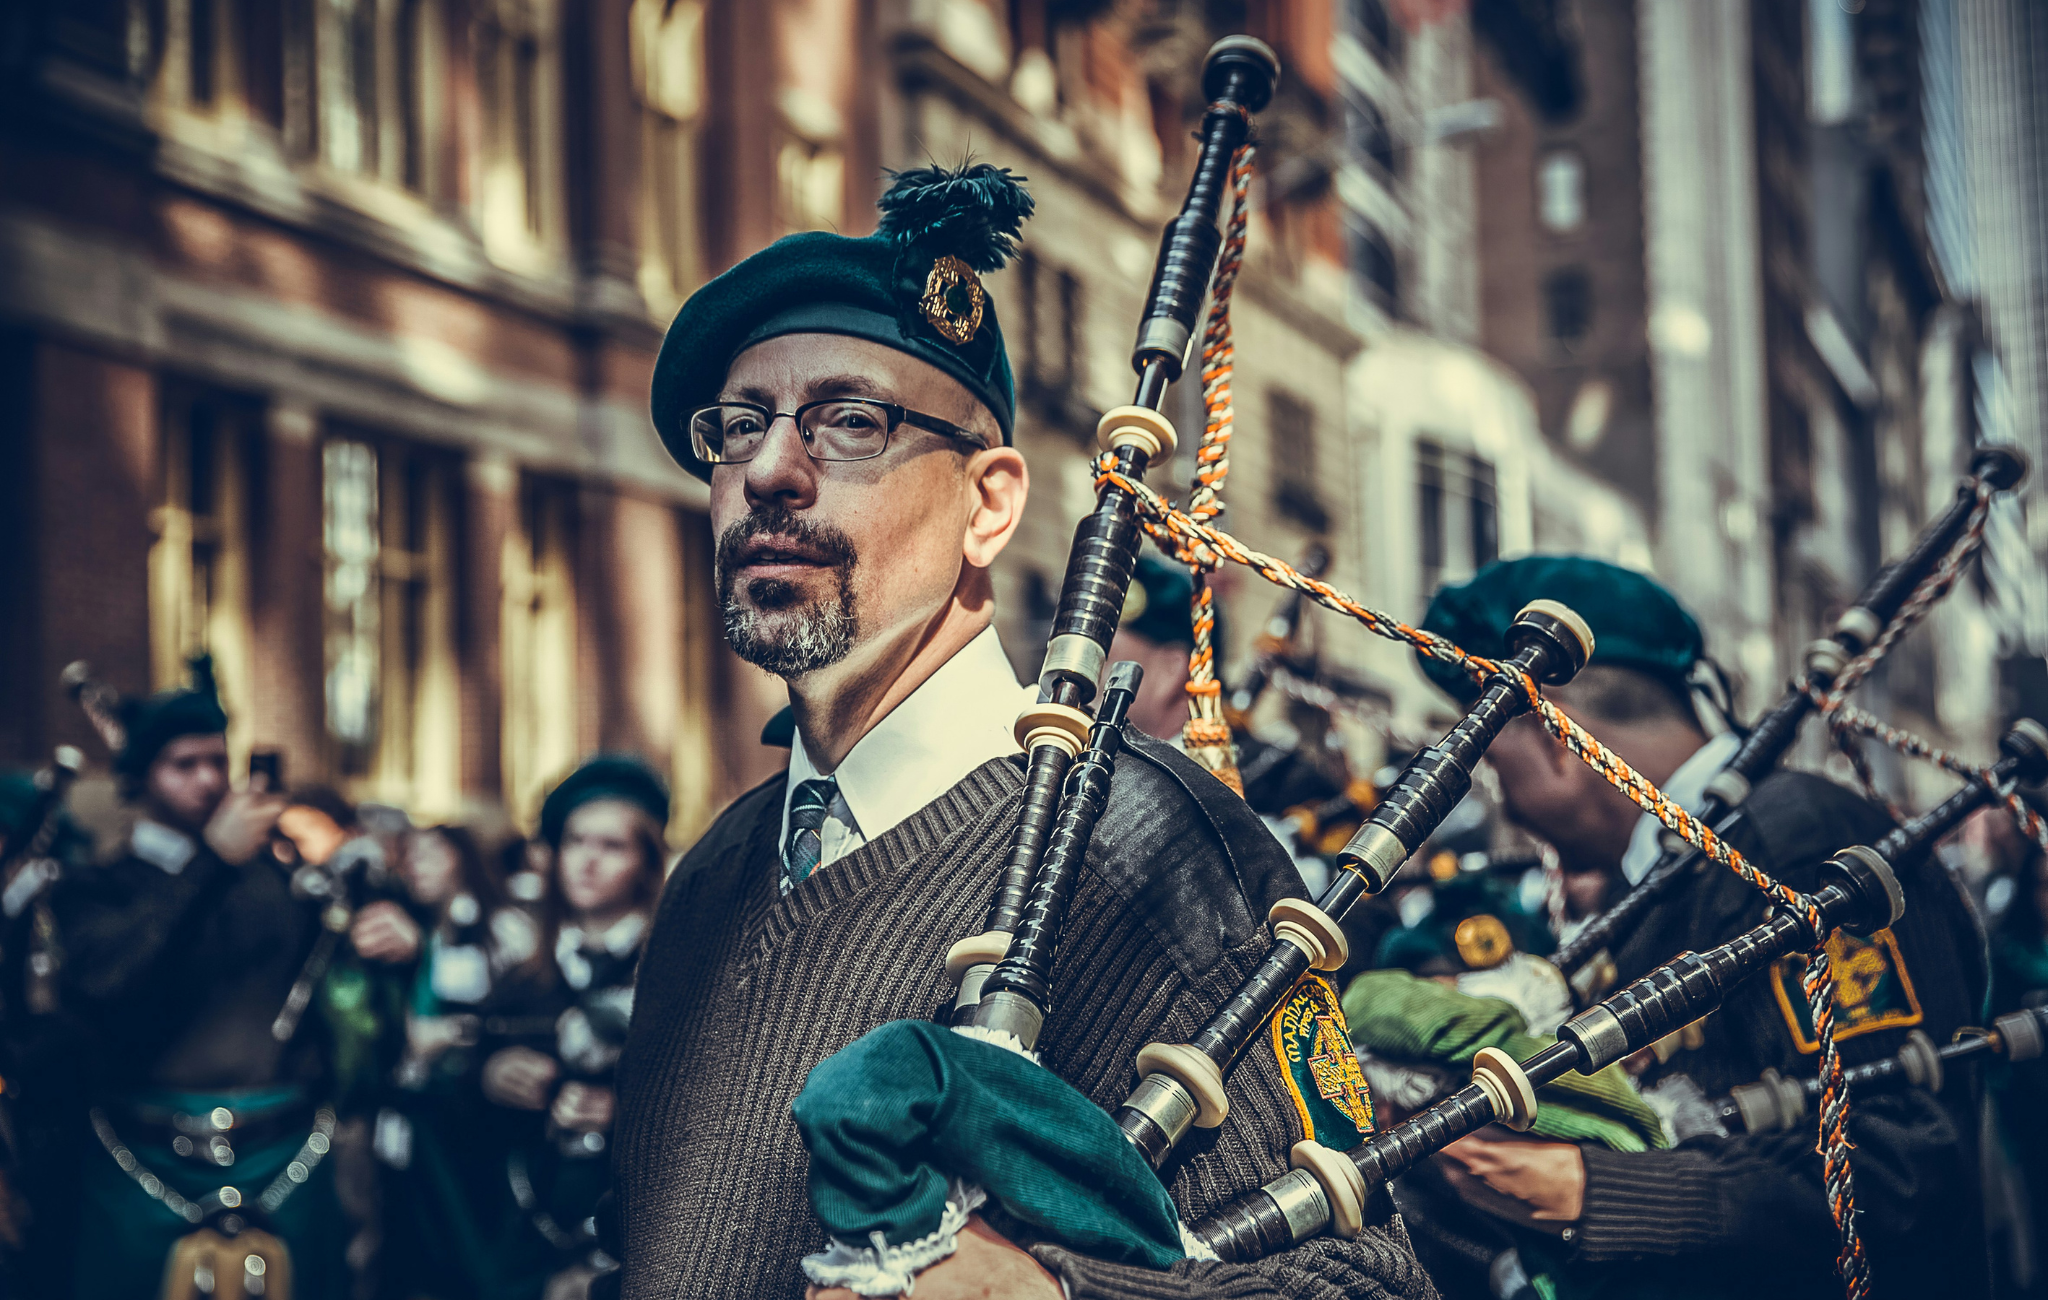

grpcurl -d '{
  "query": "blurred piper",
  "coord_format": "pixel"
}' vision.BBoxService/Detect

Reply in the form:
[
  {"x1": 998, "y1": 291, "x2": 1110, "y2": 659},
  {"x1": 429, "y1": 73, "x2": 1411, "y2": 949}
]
[
  {"x1": 375, "y1": 823, "x2": 544, "y2": 1300},
  {"x1": 1410, "y1": 557, "x2": 1988, "y2": 1300},
  {"x1": 50, "y1": 659, "x2": 352, "y2": 1299}
]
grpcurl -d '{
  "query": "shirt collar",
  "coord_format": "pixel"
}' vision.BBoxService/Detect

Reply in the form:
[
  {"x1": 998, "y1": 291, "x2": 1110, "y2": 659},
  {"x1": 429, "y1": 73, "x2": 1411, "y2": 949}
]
[
  {"x1": 131, "y1": 818, "x2": 199, "y2": 875},
  {"x1": 1619, "y1": 729, "x2": 1742, "y2": 885},
  {"x1": 785, "y1": 624, "x2": 1036, "y2": 847}
]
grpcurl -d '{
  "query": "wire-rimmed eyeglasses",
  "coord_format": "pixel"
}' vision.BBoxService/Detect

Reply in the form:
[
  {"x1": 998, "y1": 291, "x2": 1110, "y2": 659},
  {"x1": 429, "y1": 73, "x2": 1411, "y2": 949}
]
[{"x1": 686, "y1": 398, "x2": 989, "y2": 465}]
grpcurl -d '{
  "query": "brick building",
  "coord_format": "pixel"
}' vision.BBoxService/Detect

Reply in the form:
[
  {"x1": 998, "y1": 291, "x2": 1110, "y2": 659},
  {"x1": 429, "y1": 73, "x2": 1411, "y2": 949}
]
[{"x1": 2, "y1": 0, "x2": 1444, "y2": 836}]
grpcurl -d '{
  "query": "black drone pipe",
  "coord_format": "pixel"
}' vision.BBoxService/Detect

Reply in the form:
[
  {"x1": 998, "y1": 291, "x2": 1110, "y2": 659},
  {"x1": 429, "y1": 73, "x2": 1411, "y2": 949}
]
[
  {"x1": 972, "y1": 663, "x2": 1142, "y2": 1048},
  {"x1": 946, "y1": 36, "x2": 1282, "y2": 1018},
  {"x1": 1111, "y1": 602, "x2": 1594, "y2": 1169},
  {"x1": 1718, "y1": 1004, "x2": 2048, "y2": 1136},
  {"x1": 1193, "y1": 836, "x2": 1907, "y2": 1261}
]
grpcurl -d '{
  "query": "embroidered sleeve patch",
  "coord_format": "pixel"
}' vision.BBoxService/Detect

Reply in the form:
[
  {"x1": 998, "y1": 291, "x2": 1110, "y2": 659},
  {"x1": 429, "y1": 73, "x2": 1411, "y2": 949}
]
[
  {"x1": 1271, "y1": 973, "x2": 1373, "y2": 1150},
  {"x1": 1771, "y1": 928, "x2": 1923, "y2": 1054}
]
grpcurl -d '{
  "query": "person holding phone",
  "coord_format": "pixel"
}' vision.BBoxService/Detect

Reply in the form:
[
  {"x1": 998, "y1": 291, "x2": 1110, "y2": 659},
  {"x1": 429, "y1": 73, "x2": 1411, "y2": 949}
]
[{"x1": 48, "y1": 658, "x2": 352, "y2": 1300}]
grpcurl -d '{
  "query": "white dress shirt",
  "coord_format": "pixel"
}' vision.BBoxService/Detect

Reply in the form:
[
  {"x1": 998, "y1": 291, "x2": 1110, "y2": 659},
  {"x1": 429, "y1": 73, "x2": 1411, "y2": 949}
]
[
  {"x1": 1618, "y1": 729, "x2": 1742, "y2": 885},
  {"x1": 778, "y1": 624, "x2": 1039, "y2": 873}
]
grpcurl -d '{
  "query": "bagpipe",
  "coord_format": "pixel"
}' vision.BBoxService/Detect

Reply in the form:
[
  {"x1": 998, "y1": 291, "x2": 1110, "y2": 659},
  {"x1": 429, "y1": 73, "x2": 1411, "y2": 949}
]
[
  {"x1": 793, "y1": 34, "x2": 2041, "y2": 1300},
  {"x1": 1717, "y1": 1005, "x2": 2048, "y2": 1138},
  {"x1": 1553, "y1": 447, "x2": 2030, "y2": 999},
  {"x1": 1190, "y1": 715, "x2": 2048, "y2": 1261}
]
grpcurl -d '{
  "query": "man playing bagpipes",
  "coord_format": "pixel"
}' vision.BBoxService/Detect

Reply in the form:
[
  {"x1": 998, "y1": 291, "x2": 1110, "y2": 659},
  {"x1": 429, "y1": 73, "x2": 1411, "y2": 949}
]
[
  {"x1": 1404, "y1": 557, "x2": 1991, "y2": 1299},
  {"x1": 607, "y1": 162, "x2": 1432, "y2": 1300}
]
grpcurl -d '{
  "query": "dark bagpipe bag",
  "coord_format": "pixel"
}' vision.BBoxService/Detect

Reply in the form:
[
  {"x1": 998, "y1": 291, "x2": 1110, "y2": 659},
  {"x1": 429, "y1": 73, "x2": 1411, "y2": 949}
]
[{"x1": 793, "y1": 1019, "x2": 1193, "y2": 1293}]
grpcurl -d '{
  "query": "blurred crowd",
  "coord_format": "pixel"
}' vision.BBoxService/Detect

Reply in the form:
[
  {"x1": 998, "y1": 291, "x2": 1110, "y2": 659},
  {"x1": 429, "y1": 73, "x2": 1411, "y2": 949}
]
[
  {"x1": 0, "y1": 662, "x2": 671, "y2": 1300},
  {"x1": 7, "y1": 554, "x2": 2048, "y2": 1300}
]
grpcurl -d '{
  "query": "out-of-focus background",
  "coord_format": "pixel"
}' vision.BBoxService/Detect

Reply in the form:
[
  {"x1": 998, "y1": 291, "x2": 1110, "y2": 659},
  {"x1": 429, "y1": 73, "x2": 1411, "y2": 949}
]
[{"x1": 2, "y1": 0, "x2": 2046, "y2": 843}]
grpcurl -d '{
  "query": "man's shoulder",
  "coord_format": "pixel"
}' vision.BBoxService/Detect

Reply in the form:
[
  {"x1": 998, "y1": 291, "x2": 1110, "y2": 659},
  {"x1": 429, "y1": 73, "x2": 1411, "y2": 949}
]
[
  {"x1": 1088, "y1": 733, "x2": 1305, "y2": 979},
  {"x1": 673, "y1": 772, "x2": 787, "y2": 877},
  {"x1": 1726, "y1": 768, "x2": 1894, "y2": 883}
]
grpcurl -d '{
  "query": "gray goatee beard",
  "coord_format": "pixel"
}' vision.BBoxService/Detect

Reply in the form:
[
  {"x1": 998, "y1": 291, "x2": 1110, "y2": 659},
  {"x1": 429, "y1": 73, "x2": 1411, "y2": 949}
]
[{"x1": 715, "y1": 507, "x2": 859, "y2": 678}]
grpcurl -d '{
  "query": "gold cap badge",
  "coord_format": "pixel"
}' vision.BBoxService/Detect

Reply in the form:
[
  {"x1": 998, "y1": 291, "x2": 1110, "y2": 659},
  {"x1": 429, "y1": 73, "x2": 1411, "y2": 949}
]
[
  {"x1": 1454, "y1": 913, "x2": 1514, "y2": 970},
  {"x1": 920, "y1": 255, "x2": 986, "y2": 345}
]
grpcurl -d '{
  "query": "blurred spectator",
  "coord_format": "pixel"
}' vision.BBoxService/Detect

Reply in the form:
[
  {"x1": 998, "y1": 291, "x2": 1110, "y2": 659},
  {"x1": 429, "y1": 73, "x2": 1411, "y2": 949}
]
[
  {"x1": 480, "y1": 756, "x2": 669, "y2": 1300},
  {"x1": 373, "y1": 824, "x2": 545, "y2": 1300}
]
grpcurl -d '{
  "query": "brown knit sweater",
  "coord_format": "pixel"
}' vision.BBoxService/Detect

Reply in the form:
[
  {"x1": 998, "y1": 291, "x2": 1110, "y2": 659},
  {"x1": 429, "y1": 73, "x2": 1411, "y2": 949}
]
[{"x1": 612, "y1": 738, "x2": 1435, "y2": 1300}]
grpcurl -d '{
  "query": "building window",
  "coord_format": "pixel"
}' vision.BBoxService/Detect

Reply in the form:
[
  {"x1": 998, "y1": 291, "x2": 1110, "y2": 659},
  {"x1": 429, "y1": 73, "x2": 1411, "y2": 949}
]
[
  {"x1": 151, "y1": 387, "x2": 256, "y2": 761},
  {"x1": 476, "y1": 0, "x2": 559, "y2": 257},
  {"x1": 1417, "y1": 440, "x2": 1499, "y2": 597},
  {"x1": 1346, "y1": 0, "x2": 1401, "y2": 65},
  {"x1": 1544, "y1": 266, "x2": 1592, "y2": 343},
  {"x1": 1270, "y1": 391, "x2": 1329, "y2": 532},
  {"x1": 1345, "y1": 92, "x2": 1395, "y2": 178},
  {"x1": 1349, "y1": 218, "x2": 1398, "y2": 313},
  {"x1": 321, "y1": 434, "x2": 460, "y2": 800},
  {"x1": 775, "y1": 134, "x2": 845, "y2": 236},
  {"x1": 502, "y1": 478, "x2": 580, "y2": 830},
  {"x1": 1807, "y1": 0, "x2": 1856, "y2": 126},
  {"x1": 151, "y1": 0, "x2": 233, "y2": 114},
  {"x1": 1537, "y1": 150, "x2": 1584, "y2": 232},
  {"x1": 1018, "y1": 251, "x2": 1090, "y2": 434},
  {"x1": 632, "y1": 0, "x2": 707, "y2": 312},
  {"x1": 322, "y1": 439, "x2": 381, "y2": 772},
  {"x1": 312, "y1": 0, "x2": 442, "y2": 195},
  {"x1": 396, "y1": 0, "x2": 443, "y2": 194}
]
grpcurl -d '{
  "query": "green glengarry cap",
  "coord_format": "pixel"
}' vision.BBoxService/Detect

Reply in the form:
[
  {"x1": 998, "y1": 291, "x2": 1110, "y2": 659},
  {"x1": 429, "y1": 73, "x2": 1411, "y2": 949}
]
[
  {"x1": 1419, "y1": 555, "x2": 1703, "y2": 704},
  {"x1": 651, "y1": 163, "x2": 1034, "y2": 481},
  {"x1": 116, "y1": 656, "x2": 229, "y2": 778},
  {"x1": 539, "y1": 754, "x2": 671, "y2": 848}
]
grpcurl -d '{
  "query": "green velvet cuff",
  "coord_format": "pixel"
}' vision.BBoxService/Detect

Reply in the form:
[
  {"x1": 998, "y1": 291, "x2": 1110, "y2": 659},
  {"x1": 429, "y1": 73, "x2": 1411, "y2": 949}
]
[{"x1": 793, "y1": 1019, "x2": 1186, "y2": 1275}]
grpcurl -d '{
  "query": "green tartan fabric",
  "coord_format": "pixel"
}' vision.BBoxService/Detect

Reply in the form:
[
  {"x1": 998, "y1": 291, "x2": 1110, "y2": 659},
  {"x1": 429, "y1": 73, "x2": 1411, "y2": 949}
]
[
  {"x1": 1341, "y1": 969, "x2": 1666, "y2": 1152},
  {"x1": 792, "y1": 1019, "x2": 1184, "y2": 1268}
]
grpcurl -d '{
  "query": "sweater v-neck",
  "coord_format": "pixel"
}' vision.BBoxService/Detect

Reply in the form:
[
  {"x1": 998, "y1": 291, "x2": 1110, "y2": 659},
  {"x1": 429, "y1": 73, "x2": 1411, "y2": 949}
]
[{"x1": 740, "y1": 756, "x2": 1023, "y2": 964}]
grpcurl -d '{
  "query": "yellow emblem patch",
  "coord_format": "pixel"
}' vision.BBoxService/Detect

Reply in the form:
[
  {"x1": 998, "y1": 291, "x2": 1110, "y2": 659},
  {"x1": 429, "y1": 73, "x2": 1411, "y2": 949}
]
[
  {"x1": 1271, "y1": 974, "x2": 1373, "y2": 1149},
  {"x1": 1771, "y1": 928, "x2": 1924, "y2": 1054}
]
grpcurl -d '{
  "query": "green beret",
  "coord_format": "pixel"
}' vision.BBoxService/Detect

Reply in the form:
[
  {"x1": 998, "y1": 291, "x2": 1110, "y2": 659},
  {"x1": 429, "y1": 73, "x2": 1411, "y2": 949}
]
[
  {"x1": 1372, "y1": 871, "x2": 1555, "y2": 973},
  {"x1": 116, "y1": 656, "x2": 228, "y2": 778},
  {"x1": 652, "y1": 164, "x2": 1033, "y2": 481},
  {"x1": 539, "y1": 754, "x2": 671, "y2": 849},
  {"x1": 1419, "y1": 555, "x2": 1702, "y2": 703}
]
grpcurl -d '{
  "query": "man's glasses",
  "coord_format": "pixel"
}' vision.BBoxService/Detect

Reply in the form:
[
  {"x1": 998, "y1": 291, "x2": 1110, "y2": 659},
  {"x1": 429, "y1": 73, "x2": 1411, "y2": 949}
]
[{"x1": 687, "y1": 398, "x2": 989, "y2": 465}]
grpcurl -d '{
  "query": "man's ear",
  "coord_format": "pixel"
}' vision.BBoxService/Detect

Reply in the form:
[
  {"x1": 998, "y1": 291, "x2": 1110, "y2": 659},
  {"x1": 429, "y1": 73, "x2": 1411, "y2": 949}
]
[{"x1": 962, "y1": 446, "x2": 1028, "y2": 569}]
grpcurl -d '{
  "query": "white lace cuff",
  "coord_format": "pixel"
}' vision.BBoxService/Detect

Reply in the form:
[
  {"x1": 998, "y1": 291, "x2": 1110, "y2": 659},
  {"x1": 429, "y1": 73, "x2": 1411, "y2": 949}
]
[
  {"x1": 801, "y1": 1179, "x2": 989, "y2": 1296},
  {"x1": 949, "y1": 1022, "x2": 1043, "y2": 1064}
]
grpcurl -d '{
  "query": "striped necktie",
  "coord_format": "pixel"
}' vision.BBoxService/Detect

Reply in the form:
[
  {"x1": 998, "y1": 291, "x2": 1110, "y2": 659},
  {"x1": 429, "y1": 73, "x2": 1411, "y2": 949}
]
[{"x1": 781, "y1": 777, "x2": 839, "y2": 893}]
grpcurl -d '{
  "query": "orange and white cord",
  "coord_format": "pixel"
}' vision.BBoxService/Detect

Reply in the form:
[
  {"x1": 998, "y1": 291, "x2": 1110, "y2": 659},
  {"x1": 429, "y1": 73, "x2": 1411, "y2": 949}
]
[{"x1": 1177, "y1": 145, "x2": 1255, "y2": 793}]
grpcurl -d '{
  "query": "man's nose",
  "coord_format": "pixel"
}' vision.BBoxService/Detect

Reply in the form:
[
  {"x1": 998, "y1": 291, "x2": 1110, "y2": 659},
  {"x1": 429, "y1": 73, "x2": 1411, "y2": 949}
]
[{"x1": 743, "y1": 416, "x2": 820, "y2": 509}]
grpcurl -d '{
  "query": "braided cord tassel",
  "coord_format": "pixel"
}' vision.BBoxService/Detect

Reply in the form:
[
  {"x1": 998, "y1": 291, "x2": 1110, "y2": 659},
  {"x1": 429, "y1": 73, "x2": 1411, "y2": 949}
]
[
  {"x1": 1803, "y1": 946, "x2": 1871, "y2": 1298},
  {"x1": 1178, "y1": 145, "x2": 1255, "y2": 794}
]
